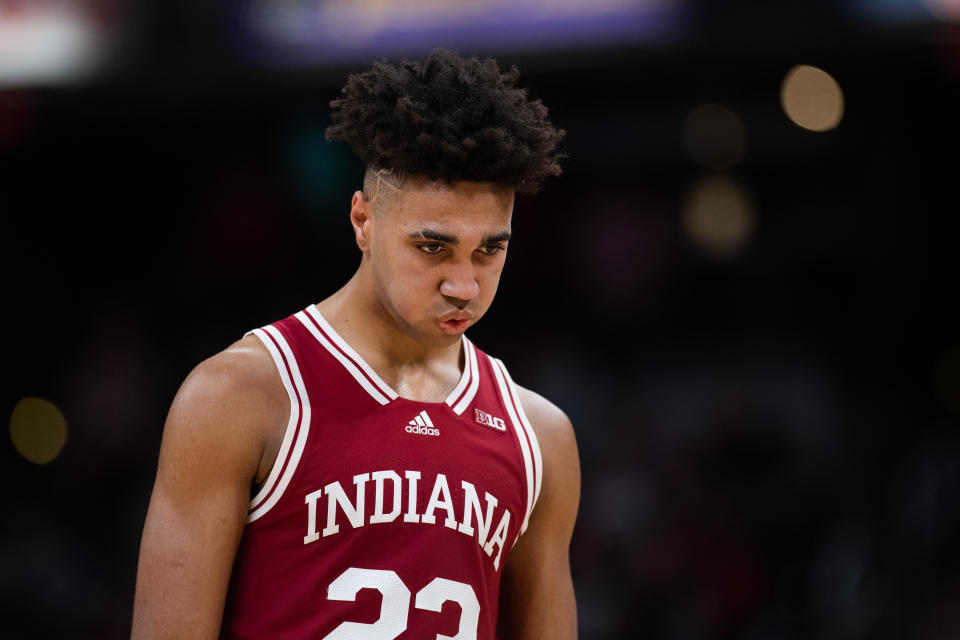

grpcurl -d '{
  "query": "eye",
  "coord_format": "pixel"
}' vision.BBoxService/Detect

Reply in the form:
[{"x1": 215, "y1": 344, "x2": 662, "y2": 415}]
[
  {"x1": 417, "y1": 243, "x2": 444, "y2": 255},
  {"x1": 478, "y1": 244, "x2": 506, "y2": 257}
]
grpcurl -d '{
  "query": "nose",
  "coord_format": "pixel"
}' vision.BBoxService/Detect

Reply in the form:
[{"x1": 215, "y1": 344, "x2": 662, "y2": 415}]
[{"x1": 439, "y1": 262, "x2": 480, "y2": 305}]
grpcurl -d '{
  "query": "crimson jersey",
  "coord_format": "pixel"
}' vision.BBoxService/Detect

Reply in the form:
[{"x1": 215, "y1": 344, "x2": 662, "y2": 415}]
[{"x1": 220, "y1": 305, "x2": 543, "y2": 639}]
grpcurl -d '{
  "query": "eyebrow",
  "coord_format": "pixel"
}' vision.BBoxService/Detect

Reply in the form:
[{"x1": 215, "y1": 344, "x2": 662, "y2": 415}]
[{"x1": 408, "y1": 229, "x2": 511, "y2": 245}]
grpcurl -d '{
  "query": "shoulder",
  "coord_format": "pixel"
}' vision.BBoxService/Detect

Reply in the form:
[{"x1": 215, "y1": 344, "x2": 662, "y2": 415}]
[
  {"x1": 174, "y1": 333, "x2": 285, "y2": 419},
  {"x1": 514, "y1": 385, "x2": 579, "y2": 472},
  {"x1": 162, "y1": 333, "x2": 288, "y2": 480},
  {"x1": 502, "y1": 385, "x2": 579, "y2": 567},
  {"x1": 517, "y1": 385, "x2": 580, "y2": 504}
]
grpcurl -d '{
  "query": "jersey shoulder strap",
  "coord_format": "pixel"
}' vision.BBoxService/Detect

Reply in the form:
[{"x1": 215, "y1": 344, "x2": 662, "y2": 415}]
[{"x1": 473, "y1": 349, "x2": 544, "y2": 536}]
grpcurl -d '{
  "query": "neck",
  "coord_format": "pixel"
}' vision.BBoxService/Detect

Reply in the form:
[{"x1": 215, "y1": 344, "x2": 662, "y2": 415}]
[{"x1": 315, "y1": 269, "x2": 464, "y2": 396}]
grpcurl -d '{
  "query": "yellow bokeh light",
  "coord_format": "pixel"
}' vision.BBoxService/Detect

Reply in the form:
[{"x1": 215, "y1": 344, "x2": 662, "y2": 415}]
[
  {"x1": 9, "y1": 397, "x2": 68, "y2": 464},
  {"x1": 780, "y1": 64, "x2": 844, "y2": 132},
  {"x1": 681, "y1": 175, "x2": 756, "y2": 258}
]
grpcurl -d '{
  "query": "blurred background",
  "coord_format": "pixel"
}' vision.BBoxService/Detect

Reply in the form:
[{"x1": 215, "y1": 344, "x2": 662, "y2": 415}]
[{"x1": 4, "y1": 0, "x2": 960, "y2": 638}]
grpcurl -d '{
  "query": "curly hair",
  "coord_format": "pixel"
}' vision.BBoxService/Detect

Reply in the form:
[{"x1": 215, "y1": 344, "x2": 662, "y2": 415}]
[{"x1": 326, "y1": 48, "x2": 565, "y2": 194}]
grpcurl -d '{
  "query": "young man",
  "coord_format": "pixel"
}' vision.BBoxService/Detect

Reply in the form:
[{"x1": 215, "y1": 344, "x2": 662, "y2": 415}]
[{"x1": 132, "y1": 49, "x2": 579, "y2": 639}]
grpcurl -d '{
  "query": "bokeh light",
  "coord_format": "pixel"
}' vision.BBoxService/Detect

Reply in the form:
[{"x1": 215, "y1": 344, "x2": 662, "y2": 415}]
[
  {"x1": 781, "y1": 64, "x2": 845, "y2": 132},
  {"x1": 9, "y1": 397, "x2": 68, "y2": 465},
  {"x1": 932, "y1": 346, "x2": 960, "y2": 413},
  {"x1": 924, "y1": 0, "x2": 960, "y2": 21},
  {"x1": 0, "y1": 2, "x2": 107, "y2": 87},
  {"x1": 681, "y1": 175, "x2": 756, "y2": 258},
  {"x1": 683, "y1": 103, "x2": 748, "y2": 170}
]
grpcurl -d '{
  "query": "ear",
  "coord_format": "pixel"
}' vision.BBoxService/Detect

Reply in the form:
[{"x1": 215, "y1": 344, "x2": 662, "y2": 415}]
[{"x1": 349, "y1": 190, "x2": 373, "y2": 251}]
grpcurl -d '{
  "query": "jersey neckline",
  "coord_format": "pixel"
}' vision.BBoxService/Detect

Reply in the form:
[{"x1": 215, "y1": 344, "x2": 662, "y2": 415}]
[{"x1": 294, "y1": 305, "x2": 479, "y2": 414}]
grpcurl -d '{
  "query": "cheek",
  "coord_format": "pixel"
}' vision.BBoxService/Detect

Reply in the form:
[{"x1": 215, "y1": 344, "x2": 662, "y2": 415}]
[
  {"x1": 383, "y1": 258, "x2": 439, "y2": 308},
  {"x1": 375, "y1": 244, "x2": 416, "y2": 285},
  {"x1": 479, "y1": 263, "x2": 505, "y2": 299}
]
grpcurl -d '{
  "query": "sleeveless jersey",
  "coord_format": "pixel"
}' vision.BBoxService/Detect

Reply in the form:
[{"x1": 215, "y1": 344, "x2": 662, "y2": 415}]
[{"x1": 221, "y1": 305, "x2": 543, "y2": 639}]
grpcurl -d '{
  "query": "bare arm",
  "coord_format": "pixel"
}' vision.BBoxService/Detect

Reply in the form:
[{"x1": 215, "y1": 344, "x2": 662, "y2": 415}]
[
  {"x1": 498, "y1": 387, "x2": 581, "y2": 639},
  {"x1": 132, "y1": 336, "x2": 287, "y2": 639}
]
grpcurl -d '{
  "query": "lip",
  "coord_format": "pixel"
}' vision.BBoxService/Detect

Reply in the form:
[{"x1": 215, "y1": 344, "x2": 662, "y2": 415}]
[
  {"x1": 438, "y1": 311, "x2": 473, "y2": 334},
  {"x1": 439, "y1": 310, "x2": 474, "y2": 322},
  {"x1": 439, "y1": 318, "x2": 471, "y2": 334}
]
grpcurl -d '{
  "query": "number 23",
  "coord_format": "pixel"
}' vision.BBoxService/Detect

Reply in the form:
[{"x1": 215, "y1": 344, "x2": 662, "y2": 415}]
[{"x1": 323, "y1": 567, "x2": 480, "y2": 640}]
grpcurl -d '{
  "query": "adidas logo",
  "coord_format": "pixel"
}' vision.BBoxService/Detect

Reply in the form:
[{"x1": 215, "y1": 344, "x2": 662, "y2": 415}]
[{"x1": 405, "y1": 410, "x2": 440, "y2": 436}]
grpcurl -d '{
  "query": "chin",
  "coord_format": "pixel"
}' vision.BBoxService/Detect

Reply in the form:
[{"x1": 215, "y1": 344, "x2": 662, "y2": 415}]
[{"x1": 419, "y1": 324, "x2": 467, "y2": 347}]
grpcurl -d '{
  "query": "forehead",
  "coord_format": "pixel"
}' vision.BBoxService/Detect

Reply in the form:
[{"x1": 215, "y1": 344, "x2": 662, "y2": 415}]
[{"x1": 386, "y1": 178, "x2": 515, "y2": 233}]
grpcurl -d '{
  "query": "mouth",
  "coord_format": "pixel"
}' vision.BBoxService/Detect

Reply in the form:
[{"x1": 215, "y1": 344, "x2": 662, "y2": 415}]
[{"x1": 438, "y1": 311, "x2": 473, "y2": 334}]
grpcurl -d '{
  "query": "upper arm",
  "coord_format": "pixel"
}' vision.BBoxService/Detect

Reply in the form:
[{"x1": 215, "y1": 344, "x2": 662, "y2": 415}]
[
  {"x1": 132, "y1": 335, "x2": 287, "y2": 639},
  {"x1": 498, "y1": 387, "x2": 581, "y2": 639}
]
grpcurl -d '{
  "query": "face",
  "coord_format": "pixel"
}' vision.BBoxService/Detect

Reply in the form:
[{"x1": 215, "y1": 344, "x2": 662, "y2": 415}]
[{"x1": 351, "y1": 176, "x2": 514, "y2": 348}]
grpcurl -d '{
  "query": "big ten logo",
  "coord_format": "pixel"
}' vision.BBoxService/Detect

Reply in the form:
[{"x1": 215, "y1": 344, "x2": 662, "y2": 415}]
[{"x1": 474, "y1": 408, "x2": 506, "y2": 432}]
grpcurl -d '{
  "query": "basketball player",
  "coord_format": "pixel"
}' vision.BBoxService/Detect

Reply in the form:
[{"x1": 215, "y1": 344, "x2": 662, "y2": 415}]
[{"x1": 132, "y1": 49, "x2": 579, "y2": 639}]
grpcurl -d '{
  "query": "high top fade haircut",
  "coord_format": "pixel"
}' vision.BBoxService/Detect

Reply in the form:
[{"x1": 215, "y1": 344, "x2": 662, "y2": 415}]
[{"x1": 326, "y1": 48, "x2": 565, "y2": 196}]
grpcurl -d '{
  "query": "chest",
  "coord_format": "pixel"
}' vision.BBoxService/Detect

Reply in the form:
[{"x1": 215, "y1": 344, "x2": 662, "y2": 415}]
[{"x1": 294, "y1": 400, "x2": 525, "y2": 566}]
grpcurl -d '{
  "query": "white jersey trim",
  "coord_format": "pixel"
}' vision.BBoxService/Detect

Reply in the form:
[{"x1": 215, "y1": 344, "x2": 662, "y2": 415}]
[
  {"x1": 295, "y1": 309, "x2": 393, "y2": 405},
  {"x1": 488, "y1": 356, "x2": 541, "y2": 536},
  {"x1": 245, "y1": 325, "x2": 312, "y2": 523},
  {"x1": 449, "y1": 338, "x2": 480, "y2": 415},
  {"x1": 497, "y1": 359, "x2": 543, "y2": 512},
  {"x1": 299, "y1": 305, "x2": 475, "y2": 410},
  {"x1": 303, "y1": 305, "x2": 399, "y2": 402}
]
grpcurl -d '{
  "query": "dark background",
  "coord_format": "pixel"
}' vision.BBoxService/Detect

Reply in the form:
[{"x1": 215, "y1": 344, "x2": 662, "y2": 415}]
[{"x1": 3, "y1": 1, "x2": 960, "y2": 638}]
